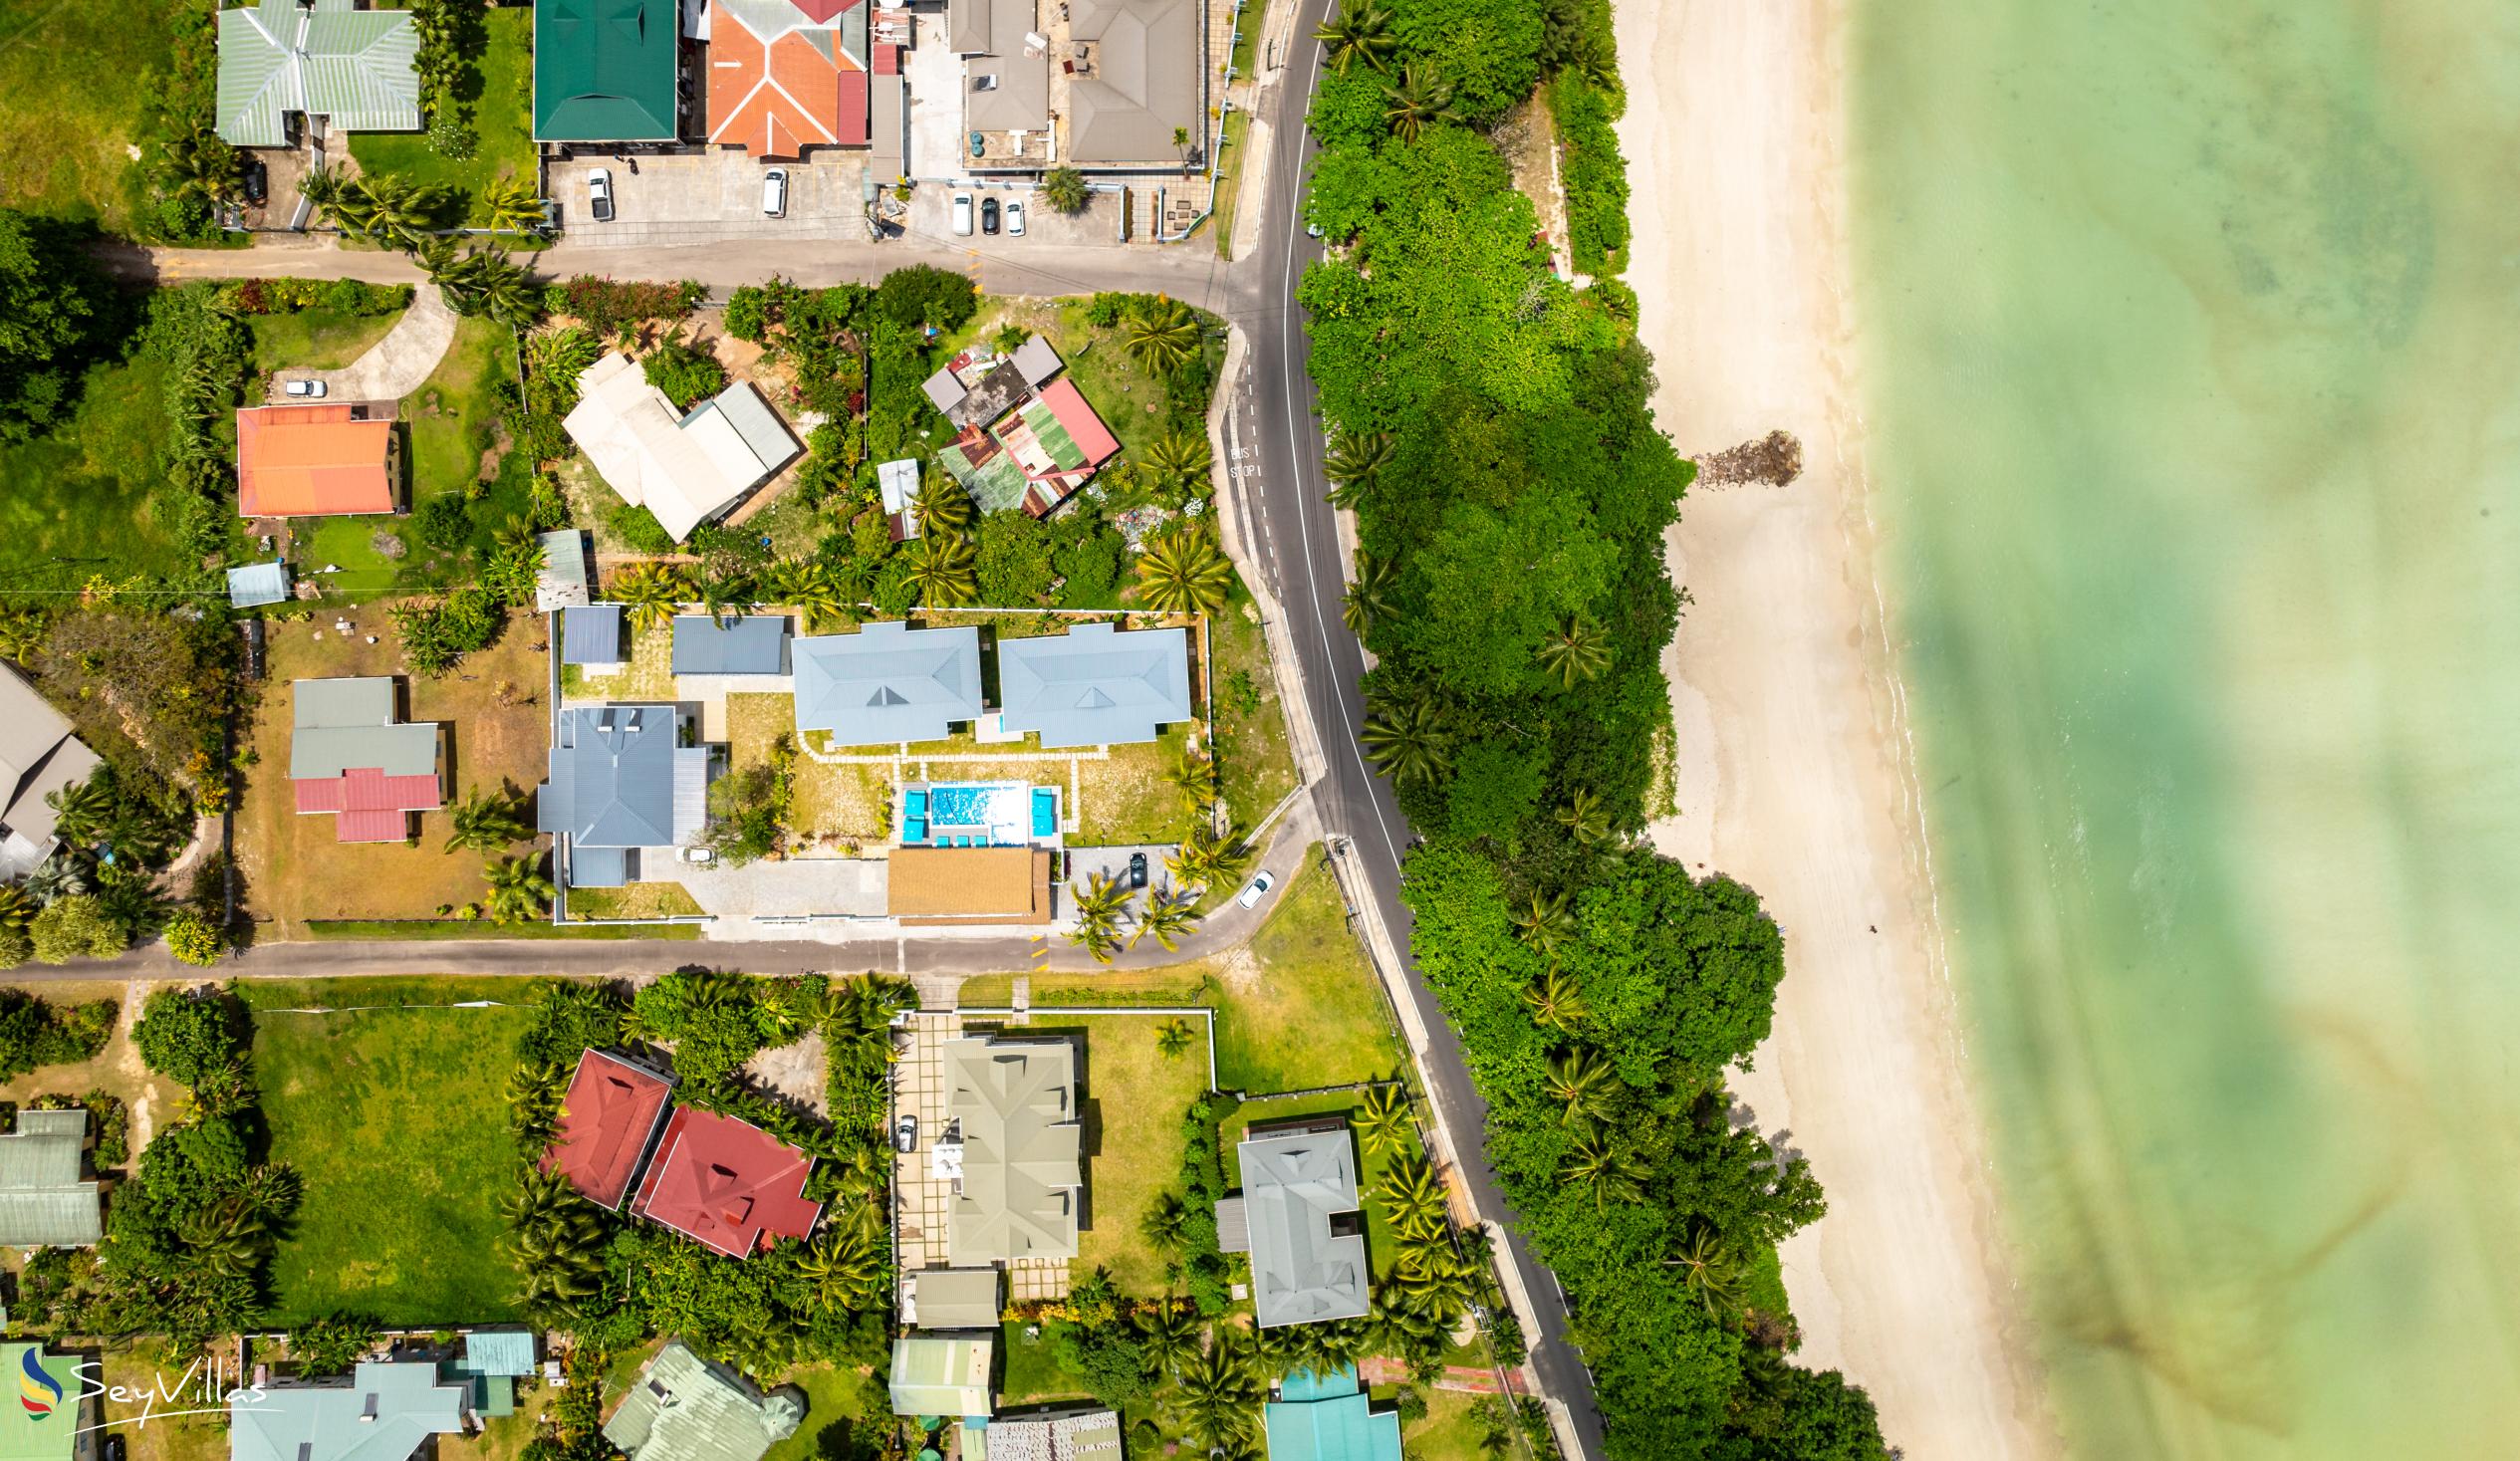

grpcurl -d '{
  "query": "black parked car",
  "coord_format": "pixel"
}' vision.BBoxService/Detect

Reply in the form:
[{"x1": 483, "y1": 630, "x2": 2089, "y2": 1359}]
[
  {"x1": 241, "y1": 157, "x2": 268, "y2": 206},
  {"x1": 981, "y1": 195, "x2": 1001, "y2": 234},
  {"x1": 1128, "y1": 852, "x2": 1148, "y2": 889}
]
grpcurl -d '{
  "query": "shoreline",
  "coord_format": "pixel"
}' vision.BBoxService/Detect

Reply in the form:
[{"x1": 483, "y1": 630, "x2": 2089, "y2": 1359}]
[{"x1": 1615, "y1": 2, "x2": 2056, "y2": 1456}]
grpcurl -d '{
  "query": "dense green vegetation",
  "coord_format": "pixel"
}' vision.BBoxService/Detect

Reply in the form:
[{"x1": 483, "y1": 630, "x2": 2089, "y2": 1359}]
[
  {"x1": 0, "y1": 990, "x2": 116, "y2": 1080},
  {"x1": 1306, "y1": 1, "x2": 1890, "y2": 1456}
]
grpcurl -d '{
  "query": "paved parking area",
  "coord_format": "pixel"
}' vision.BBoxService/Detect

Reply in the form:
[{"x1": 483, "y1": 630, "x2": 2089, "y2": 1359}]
[
  {"x1": 548, "y1": 151, "x2": 875, "y2": 246},
  {"x1": 677, "y1": 854, "x2": 887, "y2": 918},
  {"x1": 1065, "y1": 843, "x2": 1174, "y2": 912},
  {"x1": 893, "y1": 1011, "x2": 963, "y2": 1272},
  {"x1": 901, "y1": 180, "x2": 1131, "y2": 252}
]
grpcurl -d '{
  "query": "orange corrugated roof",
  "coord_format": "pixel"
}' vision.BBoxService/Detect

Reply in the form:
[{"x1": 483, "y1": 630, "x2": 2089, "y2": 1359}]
[
  {"x1": 236, "y1": 405, "x2": 394, "y2": 517},
  {"x1": 706, "y1": 6, "x2": 866, "y2": 157}
]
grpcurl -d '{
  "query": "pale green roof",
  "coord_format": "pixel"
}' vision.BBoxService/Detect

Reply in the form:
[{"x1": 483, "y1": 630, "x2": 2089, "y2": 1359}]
[
  {"x1": 604, "y1": 1341, "x2": 803, "y2": 1461},
  {"x1": 216, "y1": 0, "x2": 421, "y2": 148},
  {"x1": 0, "y1": 1345, "x2": 81, "y2": 1461},
  {"x1": 227, "y1": 1361, "x2": 467, "y2": 1461},
  {"x1": 0, "y1": 1110, "x2": 99, "y2": 1248},
  {"x1": 887, "y1": 1336, "x2": 992, "y2": 1418}
]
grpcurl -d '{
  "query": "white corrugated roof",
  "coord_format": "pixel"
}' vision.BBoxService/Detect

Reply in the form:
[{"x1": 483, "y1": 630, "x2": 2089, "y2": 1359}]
[{"x1": 564, "y1": 355, "x2": 797, "y2": 542}]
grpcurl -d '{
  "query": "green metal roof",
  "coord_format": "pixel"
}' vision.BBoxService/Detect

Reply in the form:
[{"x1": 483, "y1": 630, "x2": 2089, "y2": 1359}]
[
  {"x1": 1262, "y1": 1368, "x2": 1402, "y2": 1461},
  {"x1": 534, "y1": 0, "x2": 680, "y2": 141},
  {"x1": 0, "y1": 1112, "x2": 99, "y2": 1249},
  {"x1": 937, "y1": 441, "x2": 1032, "y2": 514},
  {"x1": 453, "y1": 1331, "x2": 537, "y2": 1378},
  {"x1": 0, "y1": 1346, "x2": 80, "y2": 1461},
  {"x1": 887, "y1": 1336, "x2": 993, "y2": 1419},
  {"x1": 215, "y1": 0, "x2": 421, "y2": 148},
  {"x1": 228, "y1": 1361, "x2": 467, "y2": 1461},
  {"x1": 604, "y1": 1341, "x2": 803, "y2": 1461}
]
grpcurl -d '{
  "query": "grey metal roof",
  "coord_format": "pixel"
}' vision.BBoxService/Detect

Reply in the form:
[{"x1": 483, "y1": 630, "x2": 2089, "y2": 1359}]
[
  {"x1": 672, "y1": 615, "x2": 790, "y2": 675},
  {"x1": 1067, "y1": 0, "x2": 1201, "y2": 164},
  {"x1": 569, "y1": 846, "x2": 630, "y2": 888},
  {"x1": 291, "y1": 677, "x2": 439, "y2": 779},
  {"x1": 872, "y1": 72, "x2": 906, "y2": 177},
  {"x1": 944, "y1": 1036, "x2": 1082, "y2": 1265},
  {"x1": 216, "y1": 0, "x2": 422, "y2": 148},
  {"x1": 996, "y1": 623, "x2": 1192, "y2": 748},
  {"x1": 921, "y1": 366, "x2": 968, "y2": 417},
  {"x1": 1011, "y1": 334, "x2": 1064, "y2": 386},
  {"x1": 947, "y1": 360, "x2": 1031, "y2": 430},
  {"x1": 946, "y1": 0, "x2": 992, "y2": 52},
  {"x1": 0, "y1": 664, "x2": 97, "y2": 852},
  {"x1": 540, "y1": 704, "x2": 684, "y2": 851},
  {"x1": 792, "y1": 623, "x2": 982, "y2": 746},
  {"x1": 984, "y1": 1409, "x2": 1124, "y2": 1461},
  {"x1": 1240, "y1": 1126, "x2": 1371, "y2": 1328},
  {"x1": 228, "y1": 560, "x2": 292, "y2": 608},
  {"x1": 564, "y1": 605, "x2": 625, "y2": 665},
  {"x1": 229, "y1": 1362, "x2": 467, "y2": 1461},
  {"x1": 907, "y1": 1268, "x2": 1002, "y2": 1331},
  {"x1": 603, "y1": 1341, "x2": 803, "y2": 1461},
  {"x1": 0, "y1": 1107, "x2": 99, "y2": 1247},
  {"x1": 1214, "y1": 1194, "x2": 1249, "y2": 1253},
  {"x1": 709, "y1": 383, "x2": 801, "y2": 477},
  {"x1": 962, "y1": 0, "x2": 1050, "y2": 133},
  {"x1": 537, "y1": 530, "x2": 593, "y2": 611}
]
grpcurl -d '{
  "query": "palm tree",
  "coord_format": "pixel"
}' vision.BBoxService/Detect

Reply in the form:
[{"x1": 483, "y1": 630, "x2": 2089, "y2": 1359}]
[
  {"x1": 1139, "y1": 430, "x2": 1212, "y2": 498},
  {"x1": 1356, "y1": 1082, "x2": 1412, "y2": 1158},
  {"x1": 1524, "y1": 963, "x2": 1589, "y2": 1033},
  {"x1": 1670, "y1": 1223, "x2": 1744, "y2": 1318},
  {"x1": 234, "y1": 1162, "x2": 302, "y2": 1220},
  {"x1": 1123, "y1": 297, "x2": 1203, "y2": 376},
  {"x1": 1359, "y1": 690, "x2": 1451, "y2": 787},
  {"x1": 1167, "y1": 745, "x2": 1218, "y2": 818},
  {"x1": 1544, "y1": 1047, "x2": 1616, "y2": 1127},
  {"x1": 505, "y1": 1060, "x2": 567, "y2": 1146},
  {"x1": 1367, "y1": 1297, "x2": 1446, "y2": 1366},
  {"x1": 483, "y1": 853, "x2": 555, "y2": 923},
  {"x1": 1379, "y1": 1154, "x2": 1448, "y2": 1240},
  {"x1": 1066, "y1": 871, "x2": 1131, "y2": 963},
  {"x1": 178, "y1": 1196, "x2": 269, "y2": 1280},
  {"x1": 904, "y1": 532, "x2": 979, "y2": 607},
  {"x1": 1153, "y1": 1016, "x2": 1198, "y2": 1059},
  {"x1": 1560, "y1": 1128, "x2": 1642, "y2": 1207},
  {"x1": 1386, "y1": 62, "x2": 1457, "y2": 141},
  {"x1": 1041, "y1": 166, "x2": 1090, "y2": 215},
  {"x1": 1322, "y1": 427, "x2": 1393, "y2": 507},
  {"x1": 1134, "y1": 526, "x2": 1233, "y2": 614},
  {"x1": 480, "y1": 172, "x2": 547, "y2": 235},
  {"x1": 610, "y1": 560, "x2": 690, "y2": 633},
  {"x1": 1132, "y1": 889, "x2": 1200, "y2": 953},
  {"x1": 1537, "y1": 614, "x2": 1612, "y2": 689},
  {"x1": 0, "y1": 883, "x2": 33, "y2": 935},
  {"x1": 912, "y1": 477, "x2": 974, "y2": 538},
  {"x1": 0, "y1": 609, "x2": 44, "y2": 666},
  {"x1": 1165, "y1": 825, "x2": 1252, "y2": 891},
  {"x1": 1315, "y1": 1, "x2": 1396, "y2": 75},
  {"x1": 795, "y1": 1226, "x2": 885, "y2": 1311},
  {"x1": 1511, "y1": 889, "x2": 1576, "y2": 957},
  {"x1": 46, "y1": 779, "x2": 113, "y2": 850},
  {"x1": 1555, "y1": 786, "x2": 1612, "y2": 845},
  {"x1": 1341, "y1": 551, "x2": 1395, "y2": 636},
  {"x1": 1173, "y1": 1338, "x2": 1262, "y2": 1452},
  {"x1": 1134, "y1": 1306, "x2": 1201, "y2": 1378},
  {"x1": 1139, "y1": 1191, "x2": 1191, "y2": 1254},
  {"x1": 444, "y1": 786, "x2": 533, "y2": 853},
  {"x1": 691, "y1": 571, "x2": 759, "y2": 627}
]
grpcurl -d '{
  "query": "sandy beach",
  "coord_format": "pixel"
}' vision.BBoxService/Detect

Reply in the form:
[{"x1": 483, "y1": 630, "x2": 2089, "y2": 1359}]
[{"x1": 1614, "y1": 3, "x2": 2056, "y2": 1456}]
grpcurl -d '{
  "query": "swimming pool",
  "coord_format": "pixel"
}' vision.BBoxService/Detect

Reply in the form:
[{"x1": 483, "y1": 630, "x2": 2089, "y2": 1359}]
[{"x1": 903, "y1": 782, "x2": 1061, "y2": 847}]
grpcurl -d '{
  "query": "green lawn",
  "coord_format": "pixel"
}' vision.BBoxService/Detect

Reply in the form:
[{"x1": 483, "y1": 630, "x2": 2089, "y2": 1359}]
[
  {"x1": 998, "y1": 1321, "x2": 1097, "y2": 1407},
  {"x1": 409, "y1": 316, "x2": 518, "y2": 500},
  {"x1": 250, "y1": 307, "x2": 406, "y2": 374},
  {"x1": 1216, "y1": 853, "x2": 1404, "y2": 1092},
  {"x1": 0, "y1": 0, "x2": 183, "y2": 229},
  {"x1": 247, "y1": 976, "x2": 535, "y2": 1325},
  {"x1": 348, "y1": 9, "x2": 537, "y2": 225},
  {"x1": 1009, "y1": 1016, "x2": 1211, "y2": 1296},
  {"x1": 760, "y1": 1364, "x2": 889, "y2": 1461},
  {"x1": 1209, "y1": 586, "x2": 1299, "y2": 831},
  {"x1": 1402, "y1": 1388, "x2": 1495, "y2": 1461},
  {"x1": 0, "y1": 353, "x2": 205, "y2": 597}
]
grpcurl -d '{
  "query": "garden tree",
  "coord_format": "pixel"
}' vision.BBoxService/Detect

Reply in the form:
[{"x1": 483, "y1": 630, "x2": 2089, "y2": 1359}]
[
  {"x1": 1715, "y1": 1360, "x2": 1893, "y2": 1461},
  {"x1": 1356, "y1": 1083, "x2": 1412, "y2": 1157},
  {"x1": 30, "y1": 894, "x2": 124, "y2": 964},
  {"x1": 1388, "y1": 0, "x2": 1545, "y2": 124},
  {"x1": 0, "y1": 210, "x2": 112, "y2": 441},
  {"x1": 912, "y1": 476, "x2": 974, "y2": 537},
  {"x1": 1134, "y1": 526, "x2": 1233, "y2": 614},
  {"x1": 1524, "y1": 963, "x2": 1588, "y2": 1032},
  {"x1": 871, "y1": 264, "x2": 979, "y2": 333},
  {"x1": 483, "y1": 853, "x2": 556, "y2": 924},
  {"x1": 163, "y1": 909, "x2": 226, "y2": 967},
  {"x1": 289, "y1": 1314, "x2": 381, "y2": 1375},
  {"x1": 610, "y1": 561, "x2": 692, "y2": 632},
  {"x1": 1384, "y1": 61, "x2": 1458, "y2": 140},
  {"x1": 630, "y1": 970, "x2": 798, "y2": 1088},
  {"x1": 131, "y1": 986, "x2": 240, "y2": 1085},
  {"x1": 904, "y1": 532, "x2": 979, "y2": 607},
  {"x1": 1041, "y1": 167, "x2": 1090, "y2": 214},
  {"x1": 1358, "y1": 689, "x2": 1451, "y2": 788},
  {"x1": 1443, "y1": 738, "x2": 1546, "y2": 842},
  {"x1": 642, "y1": 330, "x2": 731, "y2": 410},
  {"x1": 1316, "y1": 0, "x2": 1397, "y2": 73},
  {"x1": 974, "y1": 511, "x2": 1057, "y2": 606},
  {"x1": 444, "y1": 785, "x2": 535, "y2": 853},
  {"x1": 1122, "y1": 297, "x2": 1203, "y2": 375},
  {"x1": 1567, "y1": 853, "x2": 1788, "y2": 1082}
]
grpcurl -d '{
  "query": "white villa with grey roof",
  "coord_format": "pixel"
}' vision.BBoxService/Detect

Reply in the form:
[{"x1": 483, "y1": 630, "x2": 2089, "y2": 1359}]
[
  {"x1": 1223, "y1": 1122, "x2": 1374, "y2": 1329},
  {"x1": 996, "y1": 622, "x2": 1192, "y2": 748},
  {"x1": 941, "y1": 1035, "x2": 1083, "y2": 1267},
  {"x1": 214, "y1": 0, "x2": 422, "y2": 148},
  {"x1": 0, "y1": 665, "x2": 98, "y2": 881},
  {"x1": 793, "y1": 623, "x2": 983, "y2": 746},
  {"x1": 538, "y1": 705, "x2": 709, "y2": 889}
]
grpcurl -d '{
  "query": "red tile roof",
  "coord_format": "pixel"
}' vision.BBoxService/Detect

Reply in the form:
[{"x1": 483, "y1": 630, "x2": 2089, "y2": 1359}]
[
  {"x1": 292, "y1": 767, "x2": 442, "y2": 843},
  {"x1": 546, "y1": 1050, "x2": 675, "y2": 1210},
  {"x1": 1037, "y1": 379, "x2": 1122, "y2": 467},
  {"x1": 236, "y1": 404, "x2": 395, "y2": 517},
  {"x1": 706, "y1": 3, "x2": 869, "y2": 157},
  {"x1": 631, "y1": 1105, "x2": 821, "y2": 1257}
]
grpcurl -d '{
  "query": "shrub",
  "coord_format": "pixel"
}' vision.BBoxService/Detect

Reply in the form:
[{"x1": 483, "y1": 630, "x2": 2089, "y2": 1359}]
[
  {"x1": 641, "y1": 339, "x2": 729, "y2": 411},
  {"x1": 872, "y1": 265, "x2": 978, "y2": 333},
  {"x1": 164, "y1": 909, "x2": 225, "y2": 967},
  {"x1": 132, "y1": 987, "x2": 241, "y2": 1084},
  {"x1": 723, "y1": 287, "x2": 774, "y2": 343},
  {"x1": 290, "y1": 1314, "x2": 381, "y2": 1375},
  {"x1": 608, "y1": 503, "x2": 677, "y2": 555},
  {"x1": 29, "y1": 895, "x2": 124, "y2": 964},
  {"x1": 427, "y1": 115, "x2": 477, "y2": 160},
  {"x1": 414, "y1": 492, "x2": 472, "y2": 550},
  {"x1": 84, "y1": 1091, "x2": 130, "y2": 1167},
  {"x1": 0, "y1": 992, "x2": 115, "y2": 1079}
]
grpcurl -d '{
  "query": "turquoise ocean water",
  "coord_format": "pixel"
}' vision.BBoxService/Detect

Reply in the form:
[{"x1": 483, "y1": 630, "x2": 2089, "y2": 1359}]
[{"x1": 1849, "y1": 1, "x2": 2520, "y2": 1455}]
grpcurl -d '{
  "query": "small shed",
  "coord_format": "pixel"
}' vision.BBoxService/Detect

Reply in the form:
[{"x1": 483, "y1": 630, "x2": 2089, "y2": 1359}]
[
  {"x1": 887, "y1": 1334, "x2": 993, "y2": 1418},
  {"x1": 905, "y1": 1269, "x2": 1003, "y2": 1331},
  {"x1": 563, "y1": 605, "x2": 625, "y2": 667},
  {"x1": 1010, "y1": 334, "x2": 1063, "y2": 387},
  {"x1": 536, "y1": 530, "x2": 593, "y2": 611},
  {"x1": 671, "y1": 614, "x2": 791, "y2": 676},
  {"x1": 226, "y1": 561, "x2": 292, "y2": 609}
]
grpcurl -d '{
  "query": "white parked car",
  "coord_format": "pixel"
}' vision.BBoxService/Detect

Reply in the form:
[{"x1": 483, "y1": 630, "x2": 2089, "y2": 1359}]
[
  {"x1": 762, "y1": 167, "x2": 788, "y2": 218},
  {"x1": 1237, "y1": 870, "x2": 1275, "y2": 909},
  {"x1": 951, "y1": 190, "x2": 974, "y2": 236},
  {"x1": 586, "y1": 167, "x2": 615, "y2": 223},
  {"x1": 284, "y1": 378, "x2": 327, "y2": 398},
  {"x1": 1005, "y1": 199, "x2": 1026, "y2": 236}
]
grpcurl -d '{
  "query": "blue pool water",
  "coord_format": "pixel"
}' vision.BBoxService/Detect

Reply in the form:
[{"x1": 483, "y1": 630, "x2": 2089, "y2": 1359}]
[{"x1": 905, "y1": 782, "x2": 1060, "y2": 846}]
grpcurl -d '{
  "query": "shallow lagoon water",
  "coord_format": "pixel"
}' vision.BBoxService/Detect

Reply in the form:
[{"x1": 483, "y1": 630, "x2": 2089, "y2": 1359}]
[{"x1": 1851, "y1": 1, "x2": 2520, "y2": 1454}]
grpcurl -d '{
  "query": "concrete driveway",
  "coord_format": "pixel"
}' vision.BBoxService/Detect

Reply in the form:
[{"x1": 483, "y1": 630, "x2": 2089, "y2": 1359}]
[
  {"x1": 267, "y1": 284, "x2": 457, "y2": 403},
  {"x1": 549, "y1": 150, "x2": 876, "y2": 246}
]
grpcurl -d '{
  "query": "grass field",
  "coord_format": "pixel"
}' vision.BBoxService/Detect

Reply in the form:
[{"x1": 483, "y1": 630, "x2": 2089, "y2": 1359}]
[
  {"x1": 1208, "y1": 589, "x2": 1299, "y2": 830},
  {"x1": 98, "y1": 1347, "x2": 232, "y2": 1461},
  {"x1": 726, "y1": 691, "x2": 891, "y2": 849},
  {"x1": 236, "y1": 609, "x2": 553, "y2": 934},
  {"x1": 247, "y1": 977, "x2": 533, "y2": 1325},
  {"x1": 250, "y1": 307, "x2": 406, "y2": 375},
  {"x1": 0, "y1": 0, "x2": 182, "y2": 229},
  {"x1": 347, "y1": 9, "x2": 537, "y2": 224},
  {"x1": 1402, "y1": 1388, "x2": 1497, "y2": 1461},
  {"x1": 0, "y1": 352, "x2": 202, "y2": 598},
  {"x1": 760, "y1": 1365, "x2": 887, "y2": 1461},
  {"x1": 999, "y1": 1320, "x2": 1096, "y2": 1407}
]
